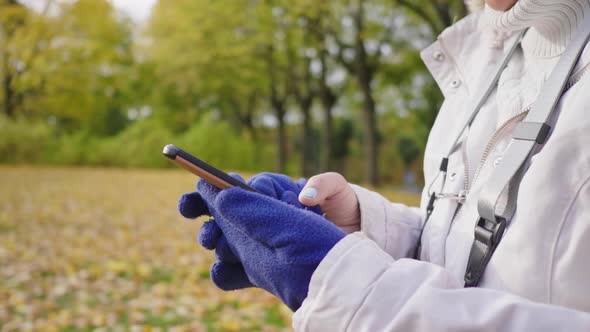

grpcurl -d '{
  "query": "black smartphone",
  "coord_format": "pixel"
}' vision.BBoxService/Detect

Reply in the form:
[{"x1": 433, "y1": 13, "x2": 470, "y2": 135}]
[{"x1": 162, "y1": 144, "x2": 258, "y2": 192}]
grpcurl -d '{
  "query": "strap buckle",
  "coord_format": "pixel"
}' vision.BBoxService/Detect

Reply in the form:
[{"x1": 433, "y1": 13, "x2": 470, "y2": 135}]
[{"x1": 464, "y1": 216, "x2": 507, "y2": 287}]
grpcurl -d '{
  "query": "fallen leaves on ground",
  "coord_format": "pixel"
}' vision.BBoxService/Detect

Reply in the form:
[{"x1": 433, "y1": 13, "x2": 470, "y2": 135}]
[{"x1": 0, "y1": 166, "x2": 420, "y2": 331}]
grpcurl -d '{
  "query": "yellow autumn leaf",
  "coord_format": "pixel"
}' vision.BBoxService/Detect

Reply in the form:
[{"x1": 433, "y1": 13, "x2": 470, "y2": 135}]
[
  {"x1": 136, "y1": 264, "x2": 151, "y2": 277},
  {"x1": 220, "y1": 318, "x2": 242, "y2": 331}
]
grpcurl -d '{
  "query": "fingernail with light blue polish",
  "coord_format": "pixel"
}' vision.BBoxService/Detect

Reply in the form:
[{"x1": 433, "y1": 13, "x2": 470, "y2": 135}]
[{"x1": 301, "y1": 188, "x2": 318, "y2": 199}]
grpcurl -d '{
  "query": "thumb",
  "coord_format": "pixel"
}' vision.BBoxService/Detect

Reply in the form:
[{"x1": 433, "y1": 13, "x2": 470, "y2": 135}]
[
  {"x1": 298, "y1": 172, "x2": 349, "y2": 207},
  {"x1": 298, "y1": 173, "x2": 360, "y2": 230}
]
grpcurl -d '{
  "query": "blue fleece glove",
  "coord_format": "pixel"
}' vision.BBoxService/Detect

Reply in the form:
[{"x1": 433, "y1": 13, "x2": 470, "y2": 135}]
[
  {"x1": 178, "y1": 173, "x2": 323, "y2": 292},
  {"x1": 179, "y1": 175, "x2": 254, "y2": 290},
  {"x1": 201, "y1": 186, "x2": 346, "y2": 311},
  {"x1": 247, "y1": 172, "x2": 323, "y2": 215}
]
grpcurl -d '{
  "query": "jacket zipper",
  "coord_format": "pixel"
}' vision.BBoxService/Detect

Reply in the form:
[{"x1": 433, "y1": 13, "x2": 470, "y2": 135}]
[
  {"x1": 442, "y1": 67, "x2": 588, "y2": 246},
  {"x1": 451, "y1": 109, "x2": 530, "y2": 222},
  {"x1": 457, "y1": 108, "x2": 529, "y2": 200},
  {"x1": 469, "y1": 109, "x2": 530, "y2": 189},
  {"x1": 461, "y1": 133, "x2": 470, "y2": 197},
  {"x1": 464, "y1": 67, "x2": 588, "y2": 195},
  {"x1": 452, "y1": 70, "x2": 587, "y2": 218}
]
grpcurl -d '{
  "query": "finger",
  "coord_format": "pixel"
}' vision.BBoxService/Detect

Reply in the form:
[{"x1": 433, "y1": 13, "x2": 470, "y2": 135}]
[
  {"x1": 227, "y1": 173, "x2": 246, "y2": 183},
  {"x1": 197, "y1": 178, "x2": 222, "y2": 202},
  {"x1": 298, "y1": 172, "x2": 349, "y2": 207},
  {"x1": 247, "y1": 173, "x2": 279, "y2": 197},
  {"x1": 279, "y1": 191, "x2": 301, "y2": 207},
  {"x1": 178, "y1": 192, "x2": 209, "y2": 219},
  {"x1": 248, "y1": 172, "x2": 294, "y2": 198},
  {"x1": 210, "y1": 261, "x2": 254, "y2": 291},
  {"x1": 295, "y1": 178, "x2": 308, "y2": 191},
  {"x1": 198, "y1": 220, "x2": 222, "y2": 250},
  {"x1": 215, "y1": 187, "x2": 343, "y2": 248},
  {"x1": 214, "y1": 235, "x2": 240, "y2": 264},
  {"x1": 197, "y1": 173, "x2": 245, "y2": 201}
]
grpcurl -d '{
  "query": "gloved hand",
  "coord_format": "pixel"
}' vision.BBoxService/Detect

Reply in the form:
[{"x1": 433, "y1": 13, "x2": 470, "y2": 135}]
[
  {"x1": 179, "y1": 175, "x2": 254, "y2": 290},
  {"x1": 247, "y1": 172, "x2": 323, "y2": 215},
  {"x1": 178, "y1": 173, "x2": 323, "y2": 292},
  {"x1": 202, "y1": 186, "x2": 346, "y2": 311}
]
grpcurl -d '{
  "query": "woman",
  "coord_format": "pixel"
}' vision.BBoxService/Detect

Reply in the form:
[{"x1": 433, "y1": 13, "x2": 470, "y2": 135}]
[{"x1": 178, "y1": 0, "x2": 590, "y2": 330}]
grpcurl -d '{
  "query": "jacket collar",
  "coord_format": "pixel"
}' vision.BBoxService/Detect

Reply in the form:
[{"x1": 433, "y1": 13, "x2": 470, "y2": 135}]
[
  {"x1": 420, "y1": 11, "x2": 519, "y2": 99},
  {"x1": 421, "y1": 11, "x2": 590, "y2": 99}
]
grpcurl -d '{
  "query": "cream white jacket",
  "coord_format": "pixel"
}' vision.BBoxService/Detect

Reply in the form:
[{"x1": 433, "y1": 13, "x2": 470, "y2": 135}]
[{"x1": 293, "y1": 12, "x2": 590, "y2": 331}]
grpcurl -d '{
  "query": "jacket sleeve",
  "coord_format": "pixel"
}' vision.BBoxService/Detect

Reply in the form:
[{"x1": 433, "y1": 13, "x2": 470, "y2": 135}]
[
  {"x1": 350, "y1": 184, "x2": 425, "y2": 259},
  {"x1": 293, "y1": 233, "x2": 590, "y2": 332}
]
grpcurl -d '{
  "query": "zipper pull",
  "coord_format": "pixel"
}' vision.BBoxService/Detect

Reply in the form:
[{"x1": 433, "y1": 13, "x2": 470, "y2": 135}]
[{"x1": 436, "y1": 190, "x2": 467, "y2": 204}]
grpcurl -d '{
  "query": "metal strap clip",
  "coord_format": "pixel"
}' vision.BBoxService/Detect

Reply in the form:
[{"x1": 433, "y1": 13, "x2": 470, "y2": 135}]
[{"x1": 464, "y1": 216, "x2": 507, "y2": 287}]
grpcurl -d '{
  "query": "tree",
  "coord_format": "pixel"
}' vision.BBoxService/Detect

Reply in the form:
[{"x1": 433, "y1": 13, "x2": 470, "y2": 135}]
[
  {"x1": 264, "y1": 42, "x2": 290, "y2": 173},
  {"x1": 316, "y1": 30, "x2": 339, "y2": 172},
  {"x1": 326, "y1": 0, "x2": 399, "y2": 185},
  {"x1": 0, "y1": 0, "x2": 52, "y2": 118},
  {"x1": 0, "y1": 0, "x2": 134, "y2": 134},
  {"x1": 283, "y1": 7, "x2": 320, "y2": 177},
  {"x1": 147, "y1": 0, "x2": 266, "y2": 134},
  {"x1": 396, "y1": 0, "x2": 467, "y2": 36},
  {"x1": 295, "y1": 2, "x2": 341, "y2": 173},
  {"x1": 50, "y1": 0, "x2": 132, "y2": 131}
]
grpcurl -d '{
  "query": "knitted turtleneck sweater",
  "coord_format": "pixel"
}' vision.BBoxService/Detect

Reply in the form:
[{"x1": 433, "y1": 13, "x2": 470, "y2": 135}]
[
  {"x1": 457, "y1": 0, "x2": 590, "y2": 195},
  {"x1": 476, "y1": 0, "x2": 590, "y2": 125},
  {"x1": 484, "y1": 0, "x2": 590, "y2": 57}
]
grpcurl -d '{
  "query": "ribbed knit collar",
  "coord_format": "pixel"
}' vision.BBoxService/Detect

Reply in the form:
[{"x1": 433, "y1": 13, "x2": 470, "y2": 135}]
[{"x1": 483, "y1": 0, "x2": 590, "y2": 58}]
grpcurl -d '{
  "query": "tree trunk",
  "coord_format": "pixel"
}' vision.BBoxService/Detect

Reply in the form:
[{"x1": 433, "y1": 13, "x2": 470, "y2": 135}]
[
  {"x1": 300, "y1": 100, "x2": 314, "y2": 177},
  {"x1": 271, "y1": 96, "x2": 288, "y2": 174},
  {"x1": 359, "y1": 80, "x2": 378, "y2": 186},
  {"x1": 320, "y1": 99, "x2": 334, "y2": 172},
  {"x1": 244, "y1": 93, "x2": 258, "y2": 142},
  {"x1": 318, "y1": 47, "x2": 336, "y2": 172},
  {"x1": 2, "y1": 70, "x2": 14, "y2": 118},
  {"x1": 229, "y1": 95, "x2": 259, "y2": 142},
  {"x1": 276, "y1": 108, "x2": 287, "y2": 173},
  {"x1": 265, "y1": 43, "x2": 288, "y2": 174},
  {"x1": 355, "y1": 0, "x2": 379, "y2": 186},
  {"x1": 243, "y1": 115, "x2": 258, "y2": 142}
]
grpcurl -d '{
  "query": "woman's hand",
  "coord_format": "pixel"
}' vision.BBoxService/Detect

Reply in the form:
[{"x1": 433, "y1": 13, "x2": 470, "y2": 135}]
[
  {"x1": 178, "y1": 172, "x2": 324, "y2": 293},
  {"x1": 298, "y1": 172, "x2": 361, "y2": 234},
  {"x1": 202, "y1": 186, "x2": 346, "y2": 311},
  {"x1": 179, "y1": 172, "x2": 353, "y2": 310}
]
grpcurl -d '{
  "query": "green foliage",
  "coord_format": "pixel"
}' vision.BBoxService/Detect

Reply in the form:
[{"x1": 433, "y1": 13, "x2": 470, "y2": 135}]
[
  {"x1": 398, "y1": 135, "x2": 421, "y2": 166},
  {"x1": 1, "y1": 0, "x2": 134, "y2": 128},
  {"x1": 90, "y1": 119, "x2": 175, "y2": 168},
  {"x1": 0, "y1": 115, "x2": 274, "y2": 172},
  {"x1": 146, "y1": 0, "x2": 267, "y2": 133},
  {"x1": 49, "y1": 131, "x2": 98, "y2": 165},
  {"x1": 332, "y1": 118, "x2": 355, "y2": 161},
  {"x1": 0, "y1": 0, "x2": 469, "y2": 184},
  {"x1": 178, "y1": 114, "x2": 275, "y2": 172},
  {"x1": 0, "y1": 116, "x2": 55, "y2": 163}
]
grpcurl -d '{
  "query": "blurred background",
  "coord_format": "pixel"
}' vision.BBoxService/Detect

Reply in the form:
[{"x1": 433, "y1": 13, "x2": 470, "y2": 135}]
[{"x1": 0, "y1": 0, "x2": 468, "y2": 330}]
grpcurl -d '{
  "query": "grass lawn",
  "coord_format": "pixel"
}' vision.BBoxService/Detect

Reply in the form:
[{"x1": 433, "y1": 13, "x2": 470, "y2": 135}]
[{"x1": 0, "y1": 166, "x2": 420, "y2": 331}]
